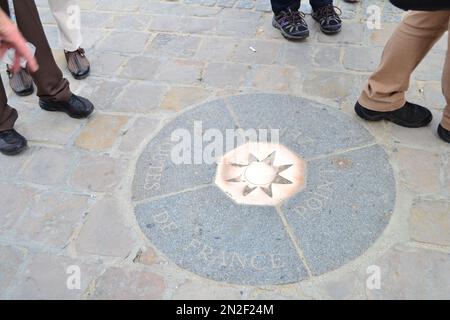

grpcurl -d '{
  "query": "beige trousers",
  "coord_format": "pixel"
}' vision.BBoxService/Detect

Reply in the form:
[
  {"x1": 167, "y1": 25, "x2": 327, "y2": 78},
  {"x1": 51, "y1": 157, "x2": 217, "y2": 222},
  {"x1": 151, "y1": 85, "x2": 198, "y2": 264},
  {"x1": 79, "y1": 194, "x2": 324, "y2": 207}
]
[
  {"x1": 359, "y1": 11, "x2": 450, "y2": 130},
  {"x1": 48, "y1": 0, "x2": 83, "y2": 52}
]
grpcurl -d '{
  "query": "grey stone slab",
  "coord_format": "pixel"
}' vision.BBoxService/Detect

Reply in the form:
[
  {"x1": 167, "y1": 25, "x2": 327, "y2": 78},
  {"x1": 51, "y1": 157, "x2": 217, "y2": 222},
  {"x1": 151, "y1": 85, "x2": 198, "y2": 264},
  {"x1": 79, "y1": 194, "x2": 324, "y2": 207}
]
[
  {"x1": 135, "y1": 186, "x2": 308, "y2": 285},
  {"x1": 132, "y1": 100, "x2": 237, "y2": 201},
  {"x1": 281, "y1": 145, "x2": 396, "y2": 275},
  {"x1": 225, "y1": 94, "x2": 374, "y2": 159}
]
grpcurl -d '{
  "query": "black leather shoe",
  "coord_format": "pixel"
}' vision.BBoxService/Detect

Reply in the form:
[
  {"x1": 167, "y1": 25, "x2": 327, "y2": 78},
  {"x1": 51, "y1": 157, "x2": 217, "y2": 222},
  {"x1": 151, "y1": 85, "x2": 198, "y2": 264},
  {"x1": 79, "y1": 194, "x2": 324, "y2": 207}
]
[
  {"x1": 39, "y1": 94, "x2": 94, "y2": 119},
  {"x1": 0, "y1": 129, "x2": 27, "y2": 156},
  {"x1": 355, "y1": 101, "x2": 432, "y2": 128},
  {"x1": 438, "y1": 125, "x2": 450, "y2": 143}
]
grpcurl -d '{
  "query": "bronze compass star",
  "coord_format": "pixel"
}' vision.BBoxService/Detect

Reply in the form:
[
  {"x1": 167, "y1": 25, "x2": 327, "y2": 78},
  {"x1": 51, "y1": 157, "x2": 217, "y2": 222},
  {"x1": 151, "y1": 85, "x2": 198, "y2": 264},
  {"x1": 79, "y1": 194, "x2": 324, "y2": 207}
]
[{"x1": 226, "y1": 151, "x2": 293, "y2": 198}]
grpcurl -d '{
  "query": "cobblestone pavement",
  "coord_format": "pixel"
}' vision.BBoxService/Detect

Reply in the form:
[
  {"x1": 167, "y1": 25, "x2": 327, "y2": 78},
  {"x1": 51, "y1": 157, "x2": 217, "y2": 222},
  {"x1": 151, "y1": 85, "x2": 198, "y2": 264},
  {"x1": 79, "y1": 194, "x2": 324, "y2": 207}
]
[{"x1": 0, "y1": 0, "x2": 449, "y2": 299}]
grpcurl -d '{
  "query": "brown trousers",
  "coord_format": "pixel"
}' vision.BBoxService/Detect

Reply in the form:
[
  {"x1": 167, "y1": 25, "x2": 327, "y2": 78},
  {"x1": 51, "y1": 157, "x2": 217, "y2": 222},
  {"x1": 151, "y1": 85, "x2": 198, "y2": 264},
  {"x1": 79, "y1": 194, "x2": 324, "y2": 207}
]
[
  {"x1": 359, "y1": 11, "x2": 450, "y2": 130},
  {"x1": 0, "y1": 0, "x2": 71, "y2": 131}
]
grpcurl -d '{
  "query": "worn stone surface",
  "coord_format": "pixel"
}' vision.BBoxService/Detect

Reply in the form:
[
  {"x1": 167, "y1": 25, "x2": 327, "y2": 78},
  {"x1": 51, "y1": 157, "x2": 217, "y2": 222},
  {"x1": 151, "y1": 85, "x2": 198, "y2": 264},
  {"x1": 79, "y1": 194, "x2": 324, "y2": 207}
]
[
  {"x1": 367, "y1": 247, "x2": 450, "y2": 300},
  {"x1": 8, "y1": 253, "x2": 102, "y2": 300},
  {"x1": 172, "y1": 280, "x2": 243, "y2": 300},
  {"x1": 409, "y1": 200, "x2": 450, "y2": 246},
  {"x1": 76, "y1": 198, "x2": 138, "y2": 257},
  {"x1": 75, "y1": 114, "x2": 129, "y2": 151},
  {"x1": 89, "y1": 267, "x2": 165, "y2": 299},
  {"x1": 0, "y1": 246, "x2": 27, "y2": 297}
]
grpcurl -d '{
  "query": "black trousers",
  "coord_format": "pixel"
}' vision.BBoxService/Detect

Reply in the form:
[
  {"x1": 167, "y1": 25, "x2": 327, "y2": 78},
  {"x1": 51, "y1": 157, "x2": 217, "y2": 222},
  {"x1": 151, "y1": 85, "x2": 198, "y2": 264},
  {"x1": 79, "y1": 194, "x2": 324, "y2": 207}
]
[
  {"x1": 271, "y1": 0, "x2": 333, "y2": 14},
  {"x1": 0, "y1": 0, "x2": 71, "y2": 131}
]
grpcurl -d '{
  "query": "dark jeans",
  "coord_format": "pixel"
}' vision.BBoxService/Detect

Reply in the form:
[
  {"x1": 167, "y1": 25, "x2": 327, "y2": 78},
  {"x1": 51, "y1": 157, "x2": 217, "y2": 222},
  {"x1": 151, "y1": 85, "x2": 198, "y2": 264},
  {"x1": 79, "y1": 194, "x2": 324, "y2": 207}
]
[{"x1": 271, "y1": 0, "x2": 332, "y2": 14}]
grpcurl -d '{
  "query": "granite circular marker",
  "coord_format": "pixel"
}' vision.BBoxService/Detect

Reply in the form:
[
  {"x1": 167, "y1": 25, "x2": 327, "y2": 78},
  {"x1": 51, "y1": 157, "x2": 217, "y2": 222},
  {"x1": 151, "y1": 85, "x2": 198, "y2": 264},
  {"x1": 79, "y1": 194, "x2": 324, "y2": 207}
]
[{"x1": 132, "y1": 94, "x2": 396, "y2": 285}]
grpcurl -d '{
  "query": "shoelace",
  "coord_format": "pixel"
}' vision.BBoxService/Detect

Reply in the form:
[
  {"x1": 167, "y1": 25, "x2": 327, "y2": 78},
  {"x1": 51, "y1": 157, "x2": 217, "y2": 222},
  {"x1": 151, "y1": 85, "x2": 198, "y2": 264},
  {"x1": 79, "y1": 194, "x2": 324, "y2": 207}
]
[
  {"x1": 279, "y1": 9, "x2": 306, "y2": 26},
  {"x1": 315, "y1": 5, "x2": 342, "y2": 20}
]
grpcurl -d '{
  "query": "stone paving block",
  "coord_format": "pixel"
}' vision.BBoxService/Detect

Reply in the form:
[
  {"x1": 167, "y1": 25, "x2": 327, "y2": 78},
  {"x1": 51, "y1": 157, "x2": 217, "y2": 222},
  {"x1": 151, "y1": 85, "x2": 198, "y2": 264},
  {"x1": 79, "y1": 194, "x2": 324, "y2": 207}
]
[
  {"x1": 393, "y1": 147, "x2": 441, "y2": 195},
  {"x1": 148, "y1": 15, "x2": 184, "y2": 33},
  {"x1": 203, "y1": 62, "x2": 251, "y2": 88},
  {"x1": 302, "y1": 70, "x2": 362, "y2": 102},
  {"x1": 217, "y1": 19, "x2": 258, "y2": 37},
  {"x1": 13, "y1": 192, "x2": 90, "y2": 248},
  {"x1": 76, "y1": 198, "x2": 138, "y2": 257},
  {"x1": 0, "y1": 246, "x2": 26, "y2": 298},
  {"x1": 313, "y1": 45, "x2": 342, "y2": 71},
  {"x1": 0, "y1": 184, "x2": 35, "y2": 234},
  {"x1": 9, "y1": 253, "x2": 102, "y2": 300},
  {"x1": 251, "y1": 65, "x2": 295, "y2": 92},
  {"x1": 75, "y1": 114, "x2": 129, "y2": 151},
  {"x1": 217, "y1": 0, "x2": 237, "y2": 8},
  {"x1": 415, "y1": 52, "x2": 446, "y2": 82},
  {"x1": 145, "y1": 33, "x2": 201, "y2": 59},
  {"x1": 226, "y1": 94, "x2": 374, "y2": 159},
  {"x1": 89, "y1": 52, "x2": 128, "y2": 77},
  {"x1": 81, "y1": 11, "x2": 113, "y2": 29},
  {"x1": 194, "y1": 37, "x2": 237, "y2": 62},
  {"x1": 236, "y1": 0, "x2": 255, "y2": 10},
  {"x1": 98, "y1": 31, "x2": 149, "y2": 54},
  {"x1": 139, "y1": 2, "x2": 187, "y2": 15},
  {"x1": 161, "y1": 86, "x2": 211, "y2": 111},
  {"x1": 409, "y1": 200, "x2": 450, "y2": 246},
  {"x1": 119, "y1": 117, "x2": 161, "y2": 153},
  {"x1": 230, "y1": 39, "x2": 281, "y2": 65},
  {"x1": 282, "y1": 145, "x2": 395, "y2": 275},
  {"x1": 423, "y1": 82, "x2": 447, "y2": 110},
  {"x1": 79, "y1": 78, "x2": 128, "y2": 111},
  {"x1": 89, "y1": 267, "x2": 165, "y2": 299},
  {"x1": 343, "y1": 46, "x2": 383, "y2": 72},
  {"x1": 112, "y1": 83, "x2": 167, "y2": 113},
  {"x1": 367, "y1": 247, "x2": 450, "y2": 299},
  {"x1": 20, "y1": 147, "x2": 76, "y2": 186},
  {"x1": 318, "y1": 23, "x2": 364, "y2": 45},
  {"x1": 172, "y1": 280, "x2": 243, "y2": 300},
  {"x1": 96, "y1": 0, "x2": 142, "y2": 11},
  {"x1": 132, "y1": 99, "x2": 236, "y2": 201},
  {"x1": 70, "y1": 154, "x2": 126, "y2": 193},
  {"x1": 156, "y1": 59, "x2": 204, "y2": 85},
  {"x1": 120, "y1": 56, "x2": 160, "y2": 81},
  {"x1": 109, "y1": 14, "x2": 151, "y2": 31},
  {"x1": 279, "y1": 41, "x2": 314, "y2": 70},
  {"x1": 135, "y1": 186, "x2": 309, "y2": 285},
  {"x1": 183, "y1": 17, "x2": 217, "y2": 34},
  {"x1": 0, "y1": 150, "x2": 30, "y2": 179}
]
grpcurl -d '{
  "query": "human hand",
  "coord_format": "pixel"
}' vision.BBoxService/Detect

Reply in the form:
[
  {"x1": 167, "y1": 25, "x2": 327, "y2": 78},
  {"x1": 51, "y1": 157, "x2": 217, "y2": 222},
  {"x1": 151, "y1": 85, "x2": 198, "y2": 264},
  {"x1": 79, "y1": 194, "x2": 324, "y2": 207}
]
[{"x1": 0, "y1": 10, "x2": 38, "y2": 73}]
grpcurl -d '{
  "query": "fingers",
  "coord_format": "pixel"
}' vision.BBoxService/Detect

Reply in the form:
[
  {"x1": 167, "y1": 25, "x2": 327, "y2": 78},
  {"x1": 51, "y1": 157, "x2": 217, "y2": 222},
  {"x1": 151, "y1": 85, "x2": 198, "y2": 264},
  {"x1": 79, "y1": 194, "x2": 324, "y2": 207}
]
[{"x1": 13, "y1": 37, "x2": 38, "y2": 73}]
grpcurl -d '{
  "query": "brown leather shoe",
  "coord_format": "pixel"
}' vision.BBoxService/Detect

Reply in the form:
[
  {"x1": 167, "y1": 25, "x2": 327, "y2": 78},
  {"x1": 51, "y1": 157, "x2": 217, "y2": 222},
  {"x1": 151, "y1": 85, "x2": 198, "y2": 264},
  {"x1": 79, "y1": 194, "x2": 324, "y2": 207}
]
[
  {"x1": 65, "y1": 48, "x2": 90, "y2": 80},
  {"x1": 7, "y1": 66, "x2": 34, "y2": 96}
]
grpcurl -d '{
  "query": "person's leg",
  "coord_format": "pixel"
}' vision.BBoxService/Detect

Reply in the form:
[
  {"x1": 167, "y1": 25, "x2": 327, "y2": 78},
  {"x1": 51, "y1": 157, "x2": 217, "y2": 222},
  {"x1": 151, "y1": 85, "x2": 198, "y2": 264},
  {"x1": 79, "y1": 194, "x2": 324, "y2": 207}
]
[
  {"x1": 438, "y1": 18, "x2": 450, "y2": 142},
  {"x1": 48, "y1": 0, "x2": 82, "y2": 52},
  {"x1": 47, "y1": 0, "x2": 90, "y2": 79},
  {"x1": 271, "y1": 0, "x2": 301, "y2": 14},
  {"x1": 0, "y1": 81, "x2": 18, "y2": 132},
  {"x1": 12, "y1": 0, "x2": 71, "y2": 102},
  {"x1": 0, "y1": 0, "x2": 18, "y2": 131},
  {"x1": 359, "y1": 11, "x2": 450, "y2": 112},
  {"x1": 309, "y1": 0, "x2": 331, "y2": 10}
]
